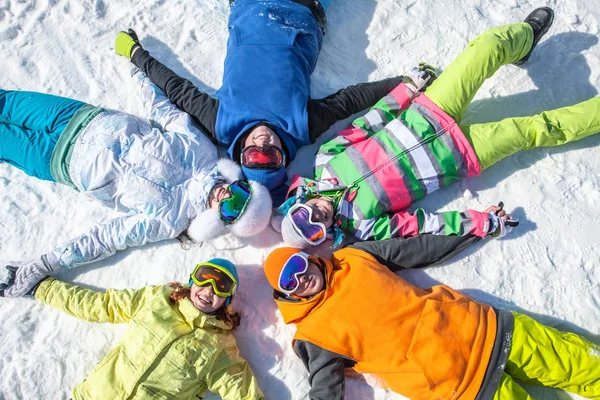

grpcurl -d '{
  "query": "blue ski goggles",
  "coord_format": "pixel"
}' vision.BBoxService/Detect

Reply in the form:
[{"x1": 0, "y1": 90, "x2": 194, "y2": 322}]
[{"x1": 277, "y1": 252, "x2": 311, "y2": 295}]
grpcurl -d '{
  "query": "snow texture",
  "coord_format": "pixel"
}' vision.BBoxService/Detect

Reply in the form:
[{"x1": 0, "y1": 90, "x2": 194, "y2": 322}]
[{"x1": 1, "y1": 0, "x2": 599, "y2": 399}]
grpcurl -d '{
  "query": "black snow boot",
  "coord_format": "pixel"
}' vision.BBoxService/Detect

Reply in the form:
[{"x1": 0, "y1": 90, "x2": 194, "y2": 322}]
[{"x1": 514, "y1": 7, "x2": 554, "y2": 65}]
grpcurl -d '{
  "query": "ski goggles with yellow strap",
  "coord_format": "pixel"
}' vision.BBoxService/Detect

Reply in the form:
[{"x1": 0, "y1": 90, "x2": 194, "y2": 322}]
[{"x1": 190, "y1": 262, "x2": 238, "y2": 297}]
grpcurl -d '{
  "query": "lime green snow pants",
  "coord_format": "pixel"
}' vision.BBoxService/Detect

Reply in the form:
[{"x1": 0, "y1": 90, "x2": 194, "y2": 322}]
[
  {"x1": 493, "y1": 312, "x2": 600, "y2": 399},
  {"x1": 426, "y1": 22, "x2": 600, "y2": 170}
]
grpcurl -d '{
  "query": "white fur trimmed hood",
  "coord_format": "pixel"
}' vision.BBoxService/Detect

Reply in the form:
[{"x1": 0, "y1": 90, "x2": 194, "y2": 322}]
[{"x1": 186, "y1": 159, "x2": 272, "y2": 243}]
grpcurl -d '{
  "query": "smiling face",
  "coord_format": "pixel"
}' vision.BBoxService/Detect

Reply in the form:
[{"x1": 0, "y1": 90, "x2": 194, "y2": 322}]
[
  {"x1": 208, "y1": 182, "x2": 232, "y2": 210},
  {"x1": 244, "y1": 124, "x2": 282, "y2": 149},
  {"x1": 304, "y1": 197, "x2": 335, "y2": 229},
  {"x1": 189, "y1": 282, "x2": 227, "y2": 313},
  {"x1": 293, "y1": 260, "x2": 325, "y2": 298}
]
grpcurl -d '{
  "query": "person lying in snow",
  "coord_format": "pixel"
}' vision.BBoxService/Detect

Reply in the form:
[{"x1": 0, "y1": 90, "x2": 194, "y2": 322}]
[
  {"x1": 10, "y1": 258, "x2": 264, "y2": 400},
  {"x1": 263, "y1": 245, "x2": 600, "y2": 399},
  {"x1": 0, "y1": 69, "x2": 272, "y2": 298},
  {"x1": 272, "y1": 7, "x2": 600, "y2": 249},
  {"x1": 114, "y1": 0, "x2": 410, "y2": 206}
]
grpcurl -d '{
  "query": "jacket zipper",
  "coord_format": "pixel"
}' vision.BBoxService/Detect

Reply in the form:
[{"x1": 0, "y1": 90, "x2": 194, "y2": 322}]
[{"x1": 348, "y1": 126, "x2": 449, "y2": 188}]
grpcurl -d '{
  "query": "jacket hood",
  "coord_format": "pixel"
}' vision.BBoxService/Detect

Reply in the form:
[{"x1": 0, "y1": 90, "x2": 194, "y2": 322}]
[
  {"x1": 186, "y1": 159, "x2": 272, "y2": 243},
  {"x1": 227, "y1": 122, "x2": 300, "y2": 163}
]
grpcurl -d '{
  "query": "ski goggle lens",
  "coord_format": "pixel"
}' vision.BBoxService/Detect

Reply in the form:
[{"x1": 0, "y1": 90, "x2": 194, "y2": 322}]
[
  {"x1": 191, "y1": 263, "x2": 238, "y2": 297},
  {"x1": 289, "y1": 204, "x2": 326, "y2": 245},
  {"x1": 218, "y1": 180, "x2": 252, "y2": 224},
  {"x1": 278, "y1": 252, "x2": 309, "y2": 294},
  {"x1": 241, "y1": 145, "x2": 285, "y2": 168}
]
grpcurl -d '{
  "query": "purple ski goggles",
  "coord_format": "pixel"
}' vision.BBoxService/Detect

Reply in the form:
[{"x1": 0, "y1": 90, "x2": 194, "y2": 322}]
[
  {"x1": 288, "y1": 204, "x2": 327, "y2": 246},
  {"x1": 277, "y1": 252, "x2": 311, "y2": 295}
]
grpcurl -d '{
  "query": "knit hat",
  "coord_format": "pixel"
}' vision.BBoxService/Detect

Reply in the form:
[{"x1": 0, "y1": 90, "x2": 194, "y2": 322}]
[
  {"x1": 263, "y1": 247, "x2": 304, "y2": 291},
  {"x1": 272, "y1": 213, "x2": 314, "y2": 249},
  {"x1": 242, "y1": 166, "x2": 287, "y2": 191},
  {"x1": 186, "y1": 159, "x2": 273, "y2": 243},
  {"x1": 190, "y1": 258, "x2": 239, "y2": 307}
]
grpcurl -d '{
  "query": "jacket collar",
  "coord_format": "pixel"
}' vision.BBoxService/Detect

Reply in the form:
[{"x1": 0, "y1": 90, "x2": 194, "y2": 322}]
[{"x1": 178, "y1": 297, "x2": 232, "y2": 331}]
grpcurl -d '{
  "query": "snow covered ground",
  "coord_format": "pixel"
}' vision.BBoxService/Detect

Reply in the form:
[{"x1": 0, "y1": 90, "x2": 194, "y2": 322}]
[{"x1": 1, "y1": 0, "x2": 599, "y2": 398}]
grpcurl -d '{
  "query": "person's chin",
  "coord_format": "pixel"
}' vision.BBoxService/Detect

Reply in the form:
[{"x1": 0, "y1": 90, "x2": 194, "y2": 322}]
[{"x1": 194, "y1": 301, "x2": 216, "y2": 313}]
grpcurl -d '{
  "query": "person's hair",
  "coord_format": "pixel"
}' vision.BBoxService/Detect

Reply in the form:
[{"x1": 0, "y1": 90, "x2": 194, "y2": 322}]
[
  {"x1": 176, "y1": 232, "x2": 195, "y2": 249},
  {"x1": 167, "y1": 282, "x2": 241, "y2": 329}
]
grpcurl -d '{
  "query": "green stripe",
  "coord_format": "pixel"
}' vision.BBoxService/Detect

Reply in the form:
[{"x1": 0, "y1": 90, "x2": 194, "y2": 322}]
[
  {"x1": 50, "y1": 105, "x2": 104, "y2": 190},
  {"x1": 319, "y1": 135, "x2": 346, "y2": 156},
  {"x1": 376, "y1": 126, "x2": 425, "y2": 201},
  {"x1": 403, "y1": 109, "x2": 460, "y2": 187},
  {"x1": 343, "y1": 216, "x2": 392, "y2": 241},
  {"x1": 443, "y1": 211, "x2": 465, "y2": 235},
  {"x1": 328, "y1": 151, "x2": 382, "y2": 218},
  {"x1": 371, "y1": 215, "x2": 392, "y2": 240},
  {"x1": 314, "y1": 166, "x2": 324, "y2": 180}
]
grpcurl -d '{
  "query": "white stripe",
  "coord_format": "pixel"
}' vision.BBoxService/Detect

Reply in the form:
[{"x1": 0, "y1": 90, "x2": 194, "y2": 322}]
[
  {"x1": 354, "y1": 218, "x2": 377, "y2": 240},
  {"x1": 420, "y1": 212, "x2": 442, "y2": 234},
  {"x1": 363, "y1": 109, "x2": 385, "y2": 131},
  {"x1": 386, "y1": 119, "x2": 440, "y2": 193},
  {"x1": 315, "y1": 152, "x2": 334, "y2": 169}
]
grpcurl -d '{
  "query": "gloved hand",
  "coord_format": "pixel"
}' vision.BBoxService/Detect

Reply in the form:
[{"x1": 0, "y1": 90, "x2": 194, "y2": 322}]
[
  {"x1": 115, "y1": 29, "x2": 141, "y2": 60},
  {"x1": 486, "y1": 202, "x2": 519, "y2": 239},
  {"x1": 402, "y1": 62, "x2": 438, "y2": 93},
  {"x1": 0, "y1": 257, "x2": 55, "y2": 298}
]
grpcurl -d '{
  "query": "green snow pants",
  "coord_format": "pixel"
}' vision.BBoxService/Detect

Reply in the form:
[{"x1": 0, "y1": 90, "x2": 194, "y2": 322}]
[
  {"x1": 493, "y1": 312, "x2": 600, "y2": 399},
  {"x1": 425, "y1": 22, "x2": 600, "y2": 170}
]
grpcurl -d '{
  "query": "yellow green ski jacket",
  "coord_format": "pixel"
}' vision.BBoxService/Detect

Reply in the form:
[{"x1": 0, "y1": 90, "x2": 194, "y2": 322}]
[{"x1": 35, "y1": 278, "x2": 264, "y2": 400}]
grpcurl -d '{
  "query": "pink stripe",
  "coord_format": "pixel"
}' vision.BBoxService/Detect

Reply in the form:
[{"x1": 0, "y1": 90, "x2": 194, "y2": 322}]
[
  {"x1": 287, "y1": 174, "x2": 305, "y2": 197},
  {"x1": 338, "y1": 126, "x2": 368, "y2": 143},
  {"x1": 388, "y1": 83, "x2": 415, "y2": 110},
  {"x1": 414, "y1": 94, "x2": 482, "y2": 176},
  {"x1": 390, "y1": 211, "x2": 420, "y2": 236},
  {"x1": 466, "y1": 209, "x2": 489, "y2": 237},
  {"x1": 352, "y1": 137, "x2": 412, "y2": 211}
]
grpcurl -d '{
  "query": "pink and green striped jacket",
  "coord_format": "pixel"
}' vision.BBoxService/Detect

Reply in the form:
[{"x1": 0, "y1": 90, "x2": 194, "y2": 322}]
[{"x1": 287, "y1": 82, "x2": 490, "y2": 241}]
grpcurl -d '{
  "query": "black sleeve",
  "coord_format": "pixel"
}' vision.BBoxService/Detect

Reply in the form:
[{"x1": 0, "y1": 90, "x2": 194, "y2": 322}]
[
  {"x1": 131, "y1": 49, "x2": 219, "y2": 141},
  {"x1": 293, "y1": 340, "x2": 355, "y2": 400},
  {"x1": 306, "y1": 76, "x2": 403, "y2": 142},
  {"x1": 347, "y1": 234, "x2": 482, "y2": 272}
]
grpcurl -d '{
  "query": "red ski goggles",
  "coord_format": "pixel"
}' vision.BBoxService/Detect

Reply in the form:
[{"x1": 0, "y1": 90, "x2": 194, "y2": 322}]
[
  {"x1": 277, "y1": 252, "x2": 311, "y2": 295},
  {"x1": 240, "y1": 145, "x2": 286, "y2": 169},
  {"x1": 288, "y1": 203, "x2": 327, "y2": 246},
  {"x1": 190, "y1": 262, "x2": 238, "y2": 297},
  {"x1": 218, "y1": 180, "x2": 252, "y2": 225}
]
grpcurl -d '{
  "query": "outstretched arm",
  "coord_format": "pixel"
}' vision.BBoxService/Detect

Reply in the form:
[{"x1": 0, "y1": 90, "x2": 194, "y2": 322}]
[
  {"x1": 0, "y1": 214, "x2": 179, "y2": 298},
  {"x1": 307, "y1": 76, "x2": 403, "y2": 141},
  {"x1": 46, "y1": 214, "x2": 179, "y2": 270},
  {"x1": 348, "y1": 234, "x2": 481, "y2": 272},
  {"x1": 131, "y1": 68, "x2": 218, "y2": 152},
  {"x1": 33, "y1": 278, "x2": 160, "y2": 323},
  {"x1": 349, "y1": 204, "x2": 516, "y2": 242},
  {"x1": 293, "y1": 340, "x2": 353, "y2": 400},
  {"x1": 115, "y1": 29, "x2": 219, "y2": 140},
  {"x1": 350, "y1": 208, "x2": 491, "y2": 242}
]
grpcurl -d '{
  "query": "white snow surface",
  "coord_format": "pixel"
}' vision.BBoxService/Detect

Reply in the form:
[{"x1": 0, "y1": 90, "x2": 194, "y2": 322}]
[{"x1": 1, "y1": 0, "x2": 600, "y2": 399}]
